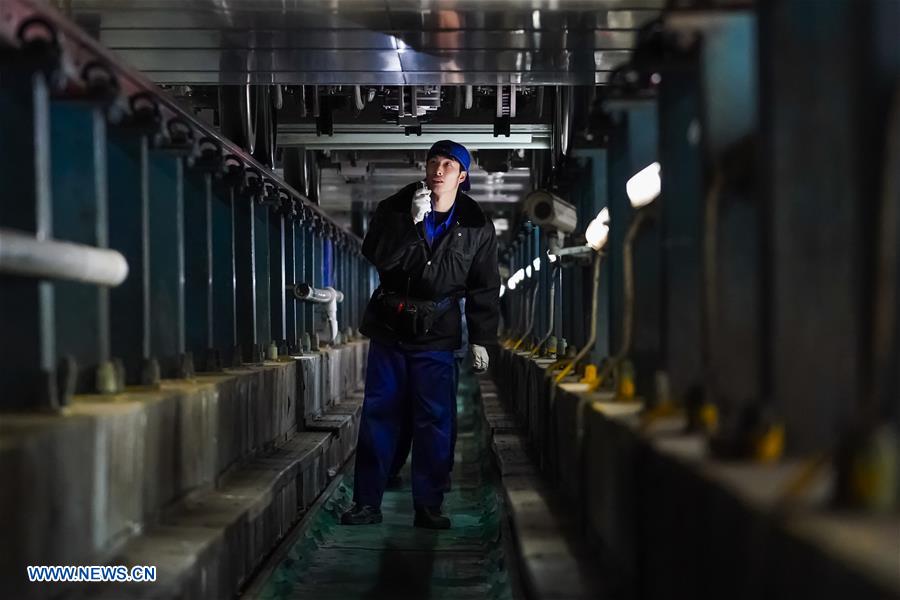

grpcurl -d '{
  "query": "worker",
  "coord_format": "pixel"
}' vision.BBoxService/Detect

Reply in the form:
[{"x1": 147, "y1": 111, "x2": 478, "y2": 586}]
[{"x1": 342, "y1": 140, "x2": 500, "y2": 529}]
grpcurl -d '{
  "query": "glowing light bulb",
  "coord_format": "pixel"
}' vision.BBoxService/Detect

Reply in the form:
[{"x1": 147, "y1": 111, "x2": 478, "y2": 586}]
[
  {"x1": 626, "y1": 162, "x2": 661, "y2": 208},
  {"x1": 585, "y1": 206, "x2": 610, "y2": 251}
]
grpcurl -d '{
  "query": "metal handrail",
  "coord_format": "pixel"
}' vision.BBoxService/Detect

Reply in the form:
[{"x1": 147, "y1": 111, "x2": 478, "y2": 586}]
[{"x1": 0, "y1": 0, "x2": 360, "y2": 245}]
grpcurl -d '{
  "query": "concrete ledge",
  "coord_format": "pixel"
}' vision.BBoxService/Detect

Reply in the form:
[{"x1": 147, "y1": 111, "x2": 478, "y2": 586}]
[
  {"x1": 78, "y1": 431, "x2": 331, "y2": 599},
  {"x1": 492, "y1": 348, "x2": 900, "y2": 600},
  {"x1": 478, "y1": 377, "x2": 604, "y2": 599},
  {"x1": 0, "y1": 340, "x2": 369, "y2": 600}
]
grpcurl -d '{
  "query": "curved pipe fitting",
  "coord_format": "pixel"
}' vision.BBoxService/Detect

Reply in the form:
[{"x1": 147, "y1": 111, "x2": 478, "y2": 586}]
[{"x1": 290, "y1": 283, "x2": 344, "y2": 343}]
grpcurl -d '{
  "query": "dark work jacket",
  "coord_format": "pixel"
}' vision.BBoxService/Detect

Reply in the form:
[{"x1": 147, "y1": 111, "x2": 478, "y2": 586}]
[{"x1": 359, "y1": 182, "x2": 500, "y2": 351}]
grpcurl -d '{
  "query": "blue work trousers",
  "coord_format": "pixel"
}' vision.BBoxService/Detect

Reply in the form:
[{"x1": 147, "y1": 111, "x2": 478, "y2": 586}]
[
  {"x1": 353, "y1": 340, "x2": 456, "y2": 509},
  {"x1": 389, "y1": 357, "x2": 462, "y2": 483}
]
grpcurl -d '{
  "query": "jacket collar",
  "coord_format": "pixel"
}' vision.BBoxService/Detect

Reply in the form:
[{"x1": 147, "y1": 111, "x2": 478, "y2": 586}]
[{"x1": 392, "y1": 182, "x2": 487, "y2": 229}]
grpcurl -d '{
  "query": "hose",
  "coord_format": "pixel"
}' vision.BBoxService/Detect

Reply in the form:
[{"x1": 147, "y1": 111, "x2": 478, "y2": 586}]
[
  {"x1": 584, "y1": 208, "x2": 653, "y2": 388},
  {"x1": 554, "y1": 251, "x2": 603, "y2": 383},
  {"x1": 513, "y1": 274, "x2": 541, "y2": 350},
  {"x1": 531, "y1": 263, "x2": 561, "y2": 356}
]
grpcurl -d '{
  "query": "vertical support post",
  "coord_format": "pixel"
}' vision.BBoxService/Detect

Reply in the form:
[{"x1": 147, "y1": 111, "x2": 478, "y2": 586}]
[
  {"x1": 312, "y1": 223, "x2": 324, "y2": 341},
  {"x1": 284, "y1": 203, "x2": 298, "y2": 352},
  {"x1": 49, "y1": 101, "x2": 111, "y2": 394},
  {"x1": 699, "y1": 14, "x2": 762, "y2": 439},
  {"x1": 343, "y1": 242, "x2": 349, "y2": 334},
  {"x1": 254, "y1": 193, "x2": 271, "y2": 355},
  {"x1": 323, "y1": 234, "x2": 333, "y2": 288},
  {"x1": 211, "y1": 180, "x2": 237, "y2": 364},
  {"x1": 607, "y1": 102, "x2": 659, "y2": 398},
  {"x1": 332, "y1": 238, "x2": 341, "y2": 333},
  {"x1": 234, "y1": 185, "x2": 258, "y2": 363},
  {"x1": 760, "y1": 1, "x2": 899, "y2": 452},
  {"x1": 659, "y1": 51, "x2": 705, "y2": 405},
  {"x1": 295, "y1": 213, "x2": 308, "y2": 343},
  {"x1": 607, "y1": 117, "x2": 628, "y2": 354},
  {"x1": 108, "y1": 128, "x2": 153, "y2": 385},
  {"x1": 353, "y1": 251, "x2": 359, "y2": 333},
  {"x1": 268, "y1": 195, "x2": 286, "y2": 352},
  {"x1": 303, "y1": 222, "x2": 317, "y2": 340},
  {"x1": 573, "y1": 149, "x2": 610, "y2": 362},
  {"x1": 148, "y1": 150, "x2": 187, "y2": 378},
  {"x1": 0, "y1": 68, "x2": 56, "y2": 407},
  {"x1": 184, "y1": 169, "x2": 214, "y2": 370}
]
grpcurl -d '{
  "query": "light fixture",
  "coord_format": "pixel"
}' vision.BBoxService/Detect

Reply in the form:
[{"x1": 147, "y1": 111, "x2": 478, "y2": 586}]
[
  {"x1": 525, "y1": 265, "x2": 532, "y2": 278},
  {"x1": 532, "y1": 257, "x2": 541, "y2": 272},
  {"x1": 585, "y1": 206, "x2": 610, "y2": 251},
  {"x1": 626, "y1": 162, "x2": 661, "y2": 208},
  {"x1": 499, "y1": 286, "x2": 506, "y2": 298},
  {"x1": 548, "y1": 252, "x2": 558, "y2": 263},
  {"x1": 508, "y1": 267, "x2": 526, "y2": 290}
]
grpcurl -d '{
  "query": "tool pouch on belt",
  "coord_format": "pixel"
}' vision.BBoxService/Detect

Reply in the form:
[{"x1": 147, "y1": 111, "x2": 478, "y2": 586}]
[{"x1": 376, "y1": 290, "x2": 449, "y2": 338}]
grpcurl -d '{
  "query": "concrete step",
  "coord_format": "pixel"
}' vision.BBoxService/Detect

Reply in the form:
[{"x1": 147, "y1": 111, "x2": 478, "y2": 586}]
[{"x1": 73, "y1": 431, "x2": 332, "y2": 599}]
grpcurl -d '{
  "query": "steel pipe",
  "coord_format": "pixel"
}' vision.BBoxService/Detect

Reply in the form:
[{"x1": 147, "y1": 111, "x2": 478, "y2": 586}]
[{"x1": 0, "y1": 227, "x2": 128, "y2": 286}]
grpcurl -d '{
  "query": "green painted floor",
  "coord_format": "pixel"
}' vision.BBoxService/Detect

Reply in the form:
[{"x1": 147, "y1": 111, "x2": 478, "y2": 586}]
[{"x1": 253, "y1": 372, "x2": 517, "y2": 600}]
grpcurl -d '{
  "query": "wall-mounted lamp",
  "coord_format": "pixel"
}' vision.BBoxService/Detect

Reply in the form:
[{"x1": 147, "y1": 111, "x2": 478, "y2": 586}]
[
  {"x1": 585, "y1": 206, "x2": 611, "y2": 251},
  {"x1": 626, "y1": 161, "x2": 661, "y2": 208}
]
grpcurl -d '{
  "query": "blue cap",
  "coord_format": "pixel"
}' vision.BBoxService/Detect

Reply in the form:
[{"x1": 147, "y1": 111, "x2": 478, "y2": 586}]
[{"x1": 427, "y1": 139, "x2": 471, "y2": 191}]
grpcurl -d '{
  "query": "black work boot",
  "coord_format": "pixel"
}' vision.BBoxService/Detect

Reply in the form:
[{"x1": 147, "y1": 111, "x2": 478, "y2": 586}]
[
  {"x1": 414, "y1": 506, "x2": 451, "y2": 529},
  {"x1": 341, "y1": 504, "x2": 383, "y2": 525},
  {"x1": 386, "y1": 474, "x2": 403, "y2": 490}
]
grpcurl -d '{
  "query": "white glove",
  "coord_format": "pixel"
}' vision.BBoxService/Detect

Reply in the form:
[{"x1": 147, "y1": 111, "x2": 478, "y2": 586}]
[
  {"x1": 411, "y1": 183, "x2": 432, "y2": 225},
  {"x1": 471, "y1": 344, "x2": 489, "y2": 374}
]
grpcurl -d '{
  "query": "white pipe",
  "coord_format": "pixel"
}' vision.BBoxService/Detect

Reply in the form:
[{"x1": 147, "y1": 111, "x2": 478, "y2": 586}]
[
  {"x1": 354, "y1": 85, "x2": 365, "y2": 111},
  {"x1": 292, "y1": 283, "x2": 344, "y2": 343},
  {"x1": 0, "y1": 228, "x2": 128, "y2": 286},
  {"x1": 464, "y1": 85, "x2": 473, "y2": 110}
]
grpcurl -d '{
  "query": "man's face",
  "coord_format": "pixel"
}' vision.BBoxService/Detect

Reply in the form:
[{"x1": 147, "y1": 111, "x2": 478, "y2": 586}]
[{"x1": 425, "y1": 154, "x2": 467, "y2": 195}]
